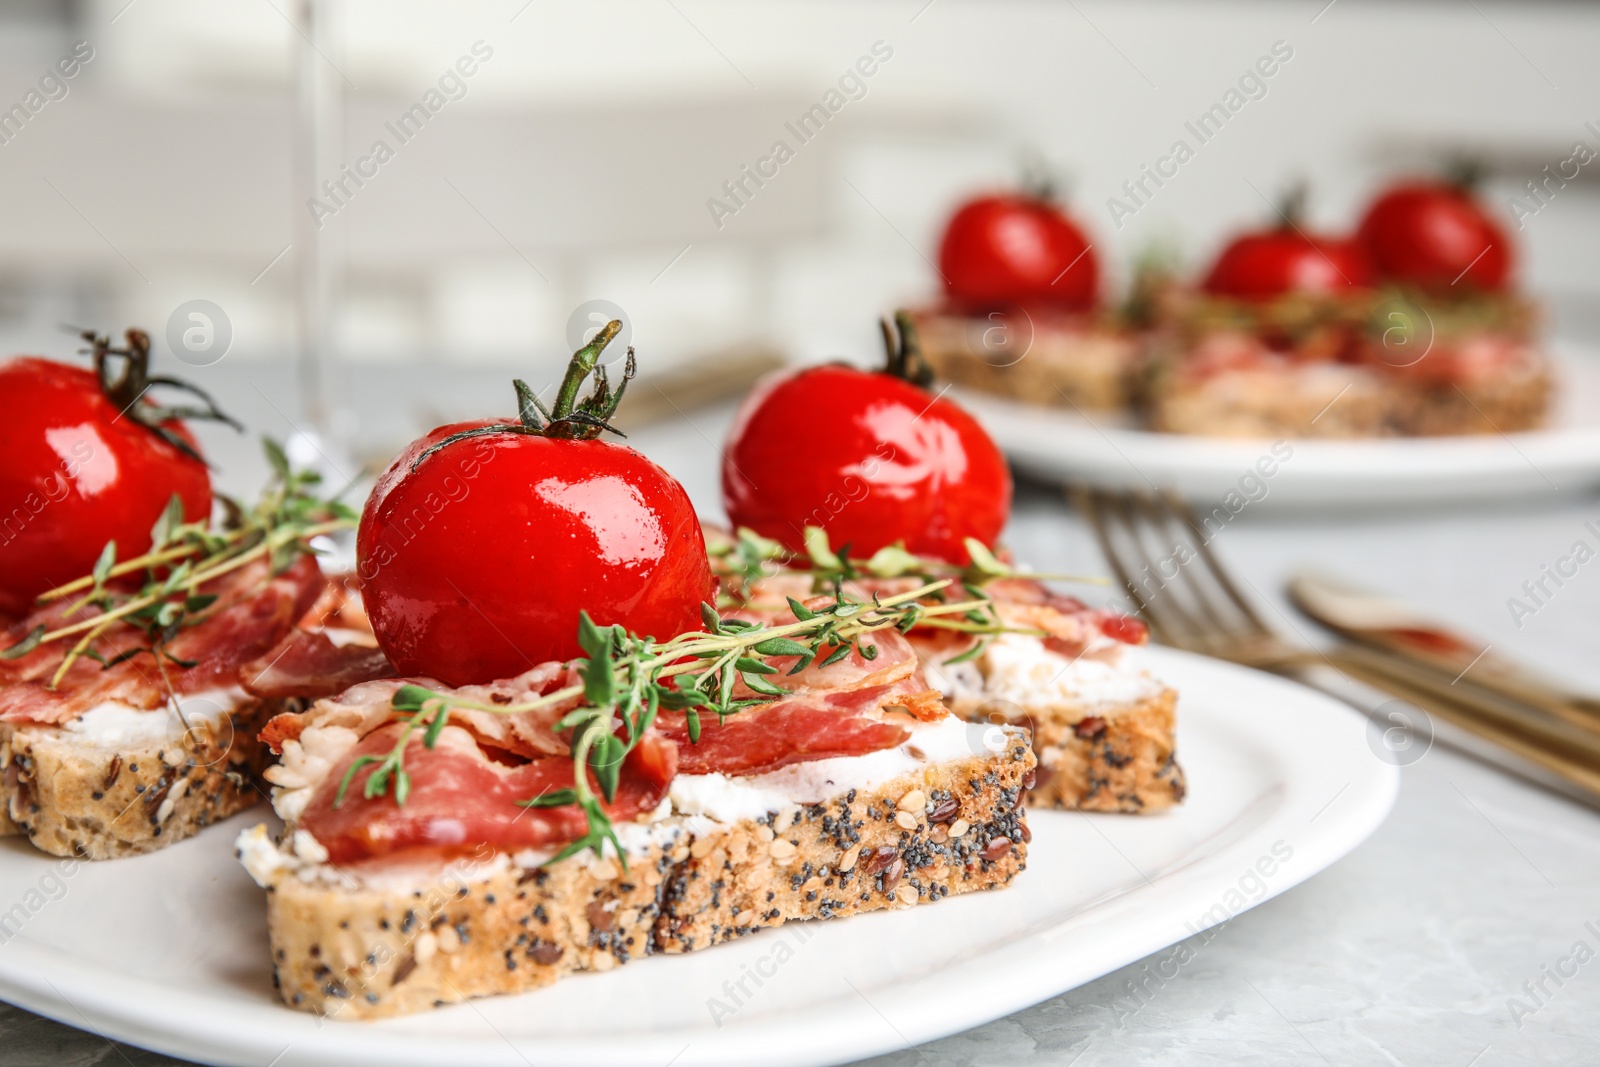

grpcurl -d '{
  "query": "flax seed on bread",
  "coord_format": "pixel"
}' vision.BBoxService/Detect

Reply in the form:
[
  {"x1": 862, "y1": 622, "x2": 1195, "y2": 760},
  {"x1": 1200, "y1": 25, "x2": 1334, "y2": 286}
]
[{"x1": 0, "y1": 696, "x2": 280, "y2": 860}]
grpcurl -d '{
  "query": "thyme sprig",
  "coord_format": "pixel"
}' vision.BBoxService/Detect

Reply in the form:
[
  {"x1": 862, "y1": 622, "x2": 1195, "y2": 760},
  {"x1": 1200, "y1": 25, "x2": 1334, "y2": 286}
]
[
  {"x1": 1, "y1": 438, "x2": 357, "y2": 687},
  {"x1": 348, "y1": 579, "x2": 1018, "y2": 867},
  {"x1": 707, "y1": 524, "x2": 1105, "y2": 603}
]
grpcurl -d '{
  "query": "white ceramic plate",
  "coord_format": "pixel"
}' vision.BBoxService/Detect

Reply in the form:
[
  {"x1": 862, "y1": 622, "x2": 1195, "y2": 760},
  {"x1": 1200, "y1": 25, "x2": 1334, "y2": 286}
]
[
  {"x1": 959, "y1": 346, "x2": 1600, "y2": 508},
  {"x1": 0, "y1": 647, "x2": 1396, "y2": 1067}
]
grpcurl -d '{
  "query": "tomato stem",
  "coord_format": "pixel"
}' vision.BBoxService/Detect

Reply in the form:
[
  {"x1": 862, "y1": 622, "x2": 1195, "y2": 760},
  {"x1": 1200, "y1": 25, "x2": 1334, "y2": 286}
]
[
  {"x1": 880, "y1": 310, "x2": 935, "y2": 389},
  {"x1": 551, "y1": 319, "x2": 622, "y2": 421},
  {"x1": 79, "y1": 327, "x2": 243, "y2": 465},
  {"x1": 410, "y1": 319, "x2": 635, "y2": 471}
]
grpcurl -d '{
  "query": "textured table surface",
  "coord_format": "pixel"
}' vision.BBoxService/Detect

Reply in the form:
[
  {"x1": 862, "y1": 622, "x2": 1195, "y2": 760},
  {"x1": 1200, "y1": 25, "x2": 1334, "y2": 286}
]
[{"x1": 3, "y1": 380, "x2": 1599, "y2": 1067}]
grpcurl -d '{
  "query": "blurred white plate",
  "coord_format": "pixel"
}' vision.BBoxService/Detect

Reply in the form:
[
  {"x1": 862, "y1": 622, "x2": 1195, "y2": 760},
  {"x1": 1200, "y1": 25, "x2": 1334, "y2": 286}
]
[
  {"x1": 960, "y1": 346, "x2": 1600, "y2": 508},
  {"x1": 0, "y1": 647, "x2": 1395, "y2": 1067}
]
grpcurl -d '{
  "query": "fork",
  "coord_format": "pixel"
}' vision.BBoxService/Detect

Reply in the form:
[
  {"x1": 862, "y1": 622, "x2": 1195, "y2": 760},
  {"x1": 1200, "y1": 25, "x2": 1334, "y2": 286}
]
[{"x1": 1070, "y1": 484, "x2": 1600, "y2": 806}]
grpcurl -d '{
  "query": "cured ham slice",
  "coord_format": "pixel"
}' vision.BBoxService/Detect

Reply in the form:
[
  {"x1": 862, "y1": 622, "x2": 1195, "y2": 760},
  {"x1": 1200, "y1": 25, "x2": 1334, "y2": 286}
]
[
  {"x1": 260, "y1": 662, "x2": 581, "y2": 762},
  {"x1": 658, "y1": 679, "x2": 941, "y2": 776},
  {"x1": 0, "y1": 556, "x2": 324, "y2": 725},
  {"x1": 242, "y1": 630, "x2": 395, "y2": 700},
  {"x1": 659, "y1": 699, "x2": 909, "y2": 776},
  {"x1": 301, "y1": 724, "x2": 676, "y2": 864}
]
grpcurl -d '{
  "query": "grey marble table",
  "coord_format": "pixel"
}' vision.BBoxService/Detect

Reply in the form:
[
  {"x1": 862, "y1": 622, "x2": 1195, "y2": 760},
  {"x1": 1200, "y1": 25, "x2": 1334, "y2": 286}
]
[{"x1": 4, "y1": 379, "x2": 1598, "y2": 1067}]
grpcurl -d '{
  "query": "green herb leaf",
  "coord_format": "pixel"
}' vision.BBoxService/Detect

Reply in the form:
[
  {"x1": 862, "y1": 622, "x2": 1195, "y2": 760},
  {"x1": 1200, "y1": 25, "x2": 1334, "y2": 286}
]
[
  {"x1": 686, "y1": 709, "x2": 702, "y2": 743},
  {"x1": 333, "y1": 755, "x2": 381, "y2": 808},
  {"x1": 581, "y1": 652, "x2": 615, "y2": 708},
  {"x1": 392, "y1": 684, "x2": 439, "y2": 712},
  {"x1": 517, "y1": 788, "x2": 579, "y2": 809},
  {"x1": 944, "y1": 637, "x2": 988, "y2": 665},
  {"x1": 591, "y1": 734, "x2": 624, "y2": 802},
  {"x1": 263, "y1": 437, "x2": 292, "y2": 481},
  {"x1": 787, "y1": 596, "x2": 816, "y2": 621},
  {"x1": 820, "y1": 643, "x2": 852, "y2": 667},
  {"x1": 92, "y1": 542, "x2": 117, "y2": 586},
  {"x1": 964, "y1": 538, "x2": 1011, "y2": 577},
  {"x1": 864, "y1": 543, "x2": 921, "y2": 578},
  {"x1": 423, "y1": 705, "x2": 450, "y2": 748},
  {"x1": 0, "y1": 626, "x2": 46, "y2": 660},
  {"x1": 700, "y1": 602, "x2": 721, "y2": 632},
  {"x1": 751, "y1": 636, "x2": 810, "y2": 657},
  {"x1": 803, "y1": 525, "x2": 843, "y2": 571},
  {"x1": 741, "y1": 671, "x2": 785, "y2": 696}
]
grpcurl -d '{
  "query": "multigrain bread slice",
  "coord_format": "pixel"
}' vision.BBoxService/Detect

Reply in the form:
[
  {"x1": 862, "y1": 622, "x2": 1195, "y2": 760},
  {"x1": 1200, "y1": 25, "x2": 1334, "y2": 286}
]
[
  {"x1": 1, "y1": 693, "x2": 283, "y2": 859},
  {"x1": 654, "y1": 746, "x2": 1031, "y2": 953},
  {"x1": 928, "y1": 630, "x2": 1184, "y2": 815},
  {"x1": 238, "y1": 695, "x2": 1033, "y2": 1019}
]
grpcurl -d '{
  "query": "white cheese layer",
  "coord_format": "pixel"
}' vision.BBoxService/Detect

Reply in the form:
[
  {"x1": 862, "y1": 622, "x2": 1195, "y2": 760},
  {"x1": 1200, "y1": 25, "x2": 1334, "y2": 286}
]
[
  {"x1": 59, "y1": 687, "x2": 248, "y2": 749},
  {"x1": 934, "y1": 633, "x2": 1162, "y2": 720},
  {"x1": 666, "y1": 715, "x2": 1009, "y2": 825}
]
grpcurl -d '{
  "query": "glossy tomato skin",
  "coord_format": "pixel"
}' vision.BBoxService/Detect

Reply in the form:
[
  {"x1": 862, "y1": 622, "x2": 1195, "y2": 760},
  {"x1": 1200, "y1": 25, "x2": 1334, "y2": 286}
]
[
  {"x1": 1202, "y1": 228, "x2": 1373, "y2": 301},
  {"x1": 358, "y1": 421, "x2": 714, "y2": 687},
  {"x1": 722, "y1": 366, "x2": 1011, "y2": 564},
  {"x1": 938, "y1": 194, "x2": 1098, "y2": 312},
  {"x1": 1357, "y1": 181, "x2": 1511, "y2": 292},
  {"x1": 0, "y1": 358, "x2": 211, "y2": 618}
]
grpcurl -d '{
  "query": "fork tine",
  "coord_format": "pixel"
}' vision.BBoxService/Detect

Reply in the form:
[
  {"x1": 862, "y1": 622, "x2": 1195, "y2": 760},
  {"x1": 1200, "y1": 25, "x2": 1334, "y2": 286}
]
[
  {"x1": 1071, "y1": 484, "x2": 1172, "y2": 643},
  {"x1": 1074, "y1": 484, "x2": 1213, "y2": 647},
  {"x1": 1164, "y1": 488, "x2": 1274, "y2": 635},
  {"x1": 1127, "y1": 488, "x2": 1241, "y2": 640},
  {"x1": 1100, "y1": 488, "x2": 1212, "y2": 646}
]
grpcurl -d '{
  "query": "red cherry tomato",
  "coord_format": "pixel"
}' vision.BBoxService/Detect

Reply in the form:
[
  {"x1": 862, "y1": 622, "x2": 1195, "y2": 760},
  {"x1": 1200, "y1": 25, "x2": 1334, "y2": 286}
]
[
  {"x1": 938, "y1": 194, "x2": 1098, "y2": 312},
  {"x1": 1202, "y1": 227, "x2": 1373, "y2": 301},
  {"x1": 722, "y1": 365, "x2": 1012, "y2": 564},
  {"x1": 1357, "y1": 180, "x2": 1511, "y2": 292},
  {"x1": 0, "y1": 357, "x2": 211, "y2": 618},
  {"x1": 358, "y1": 420, "x2": 714, "y2": 687}
]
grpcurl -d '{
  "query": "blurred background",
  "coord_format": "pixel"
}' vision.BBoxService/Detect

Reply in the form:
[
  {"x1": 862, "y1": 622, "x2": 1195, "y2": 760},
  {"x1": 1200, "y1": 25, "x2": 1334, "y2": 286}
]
[{"x1": 1, "y1": 0, "x2": 1597, "y2": 487}]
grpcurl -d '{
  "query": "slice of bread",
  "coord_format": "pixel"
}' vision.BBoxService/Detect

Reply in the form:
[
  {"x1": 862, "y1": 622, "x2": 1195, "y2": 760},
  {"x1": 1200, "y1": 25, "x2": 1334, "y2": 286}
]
[
  {"x1": 931, "y1": 637, "x2": 1184, "y2": 814},
  {"x1": 912, "y1": 308, "x2": 1141, "y2": 411},
  {"x1": 1, "y1": 692, "x2": 283, "y2": 859},
  {"x1": 239, "y1": 724, "x2": 1033, "y2": 1019}
]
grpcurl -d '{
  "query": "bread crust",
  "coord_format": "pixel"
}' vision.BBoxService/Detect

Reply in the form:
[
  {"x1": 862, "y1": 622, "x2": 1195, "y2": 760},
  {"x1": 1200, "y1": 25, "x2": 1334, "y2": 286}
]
[
  {"x1": 246, "y1": 739, "x2": 1035, "y2": 1019},
  {"x1": 0, "y1": 697, "x2": 280, "y2": 859}
]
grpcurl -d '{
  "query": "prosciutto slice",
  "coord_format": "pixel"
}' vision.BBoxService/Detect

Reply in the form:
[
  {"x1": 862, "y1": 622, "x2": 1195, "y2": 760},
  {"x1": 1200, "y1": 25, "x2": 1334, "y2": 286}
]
[
  {"x1": 657, "y1": 678, "x2": 943, "y2": 776},
  {"x1": 0, "y1": 556, "x2": 324, "y2": 725},
  {"x1": 301, "y1": 724, "x2": 676, "y2": 864},
  {"x1": 241, "y1": 630, "x2": 395, "y2": 700}
]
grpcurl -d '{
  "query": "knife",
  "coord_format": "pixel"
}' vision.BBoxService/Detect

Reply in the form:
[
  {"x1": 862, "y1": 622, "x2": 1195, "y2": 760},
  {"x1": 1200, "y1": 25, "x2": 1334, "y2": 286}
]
[{"x1": 1289, "y1": 569, "x2": 1600, "y2": 738}]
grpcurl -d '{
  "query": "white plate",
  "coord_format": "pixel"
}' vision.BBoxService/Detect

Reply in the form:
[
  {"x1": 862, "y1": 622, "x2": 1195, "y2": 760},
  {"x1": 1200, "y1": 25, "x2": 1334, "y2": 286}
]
[
  {"x1": 0, "y1": 647, "x2": 1396, "y2": 1067},
  {"x1": 960, "y1": 346, "x2": 1600, "y2": 508}
]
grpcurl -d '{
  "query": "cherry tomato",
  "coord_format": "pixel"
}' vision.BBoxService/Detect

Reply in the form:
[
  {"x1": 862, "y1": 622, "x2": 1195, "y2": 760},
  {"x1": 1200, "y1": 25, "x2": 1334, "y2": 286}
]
[
  {"x1": 1357, "y1": 180, "x2": 1511, "y2": 292},
  {"x1": 358, "y1": 420, "x2": 714, "y2": 687},
  {"x1": 0, "y1": 357, "x2": 211, "y2": 618},
  {"x1": 722, "y1": 365, "x2": 1012, "y2": 564},
  {"x1": 938, "y1": 194, "x2": 1098, "y2": 312},
  {"x1": 1202, "y1": 227, "x2": 1373, "y2": 301}
]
